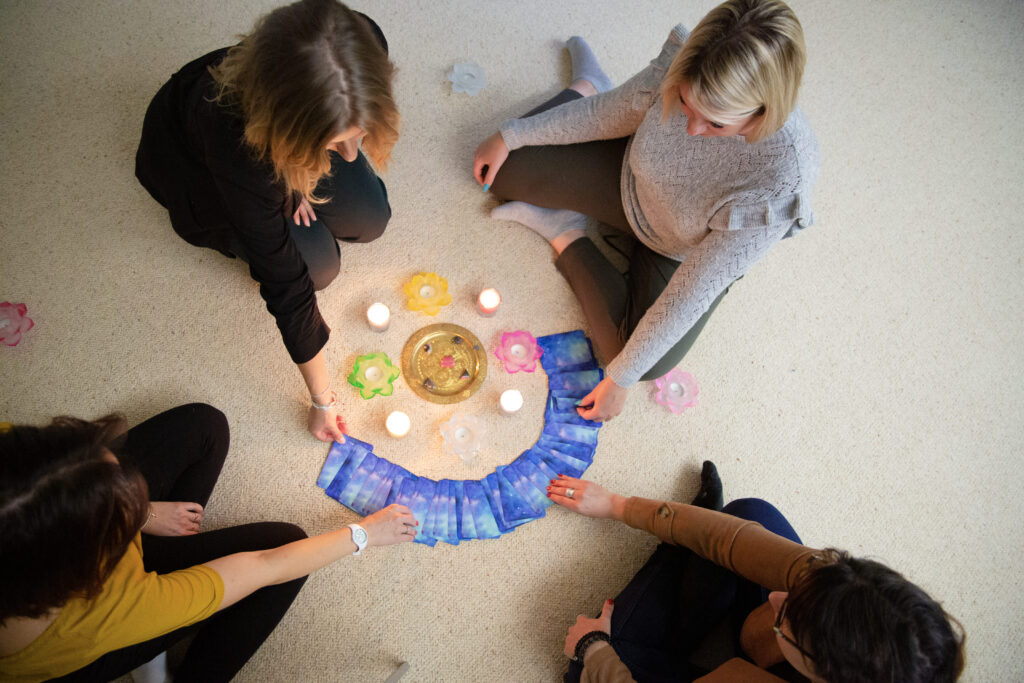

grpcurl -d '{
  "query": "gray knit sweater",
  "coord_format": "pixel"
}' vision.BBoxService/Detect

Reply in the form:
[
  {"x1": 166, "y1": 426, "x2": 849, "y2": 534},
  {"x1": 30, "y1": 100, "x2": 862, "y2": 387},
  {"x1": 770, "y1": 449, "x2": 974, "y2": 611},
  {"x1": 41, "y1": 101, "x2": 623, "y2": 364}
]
[{"x1": 500, "y1": 25, "x2": 820, "y2": 387}]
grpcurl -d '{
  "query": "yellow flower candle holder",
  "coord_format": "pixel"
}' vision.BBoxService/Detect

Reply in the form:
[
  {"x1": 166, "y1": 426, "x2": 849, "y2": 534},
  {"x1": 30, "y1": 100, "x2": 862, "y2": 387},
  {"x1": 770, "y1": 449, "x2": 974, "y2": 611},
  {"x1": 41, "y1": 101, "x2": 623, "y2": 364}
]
[{"x1": 404, "y1": 272, "x2": 452, "y2": 316}]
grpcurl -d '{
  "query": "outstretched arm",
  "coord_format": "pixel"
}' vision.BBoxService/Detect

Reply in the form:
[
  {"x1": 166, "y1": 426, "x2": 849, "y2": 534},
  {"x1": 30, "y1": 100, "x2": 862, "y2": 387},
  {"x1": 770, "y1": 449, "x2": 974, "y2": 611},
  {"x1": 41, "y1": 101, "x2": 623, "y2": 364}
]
[{"x1": 203, "y1": 504, "x2": 417, "y2": 611}]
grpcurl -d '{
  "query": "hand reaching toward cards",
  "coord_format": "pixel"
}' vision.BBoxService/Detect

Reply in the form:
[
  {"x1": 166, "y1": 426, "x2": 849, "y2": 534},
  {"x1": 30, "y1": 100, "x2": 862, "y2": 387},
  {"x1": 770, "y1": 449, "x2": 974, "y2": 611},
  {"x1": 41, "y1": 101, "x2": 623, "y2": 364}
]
[
  {"x1": 308, "y1": 405, "x2": 347, "y2": 443},
  {"x1": 564, "y1": 599, "x2": 614, "y2": 658},
  {"x1": 143, "y1": 501, "x2": 204, "y2": 536},
  {"x1": 577, "y1": 376, "x2": 628, "y2": 422},
  {"x1": 547, "y1": 475, "x2": 626, "y2": 521},
  {"x1": 361, "y1": 504, "x2": 418, "y2": 546}
]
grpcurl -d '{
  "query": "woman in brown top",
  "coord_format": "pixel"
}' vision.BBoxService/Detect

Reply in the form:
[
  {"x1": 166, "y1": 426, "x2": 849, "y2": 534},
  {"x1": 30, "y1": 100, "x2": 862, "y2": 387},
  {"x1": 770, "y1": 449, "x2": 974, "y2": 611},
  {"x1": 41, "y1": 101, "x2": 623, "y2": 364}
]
[{"x1": 546, "y1": 463, "x2": 965, "y2": 682}]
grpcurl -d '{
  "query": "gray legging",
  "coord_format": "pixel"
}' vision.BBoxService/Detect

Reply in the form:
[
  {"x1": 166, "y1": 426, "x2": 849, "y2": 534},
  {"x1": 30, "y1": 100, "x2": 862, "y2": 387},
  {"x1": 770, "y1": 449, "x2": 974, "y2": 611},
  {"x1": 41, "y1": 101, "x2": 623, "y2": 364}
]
[
  {"x1": 489, "y1": 89, "x2": 727, "y2": 381},
  {"x1": 230, "y1": 149, "x2": 390, "y2": 292}
]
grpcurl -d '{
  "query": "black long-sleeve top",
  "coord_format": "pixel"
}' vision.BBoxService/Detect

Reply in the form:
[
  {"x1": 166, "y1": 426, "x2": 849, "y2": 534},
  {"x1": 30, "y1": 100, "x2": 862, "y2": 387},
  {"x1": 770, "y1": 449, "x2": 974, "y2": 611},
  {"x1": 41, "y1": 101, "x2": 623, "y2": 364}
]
[{"x1": 135, "y1": 48, "x2": 329, "y2": 364}]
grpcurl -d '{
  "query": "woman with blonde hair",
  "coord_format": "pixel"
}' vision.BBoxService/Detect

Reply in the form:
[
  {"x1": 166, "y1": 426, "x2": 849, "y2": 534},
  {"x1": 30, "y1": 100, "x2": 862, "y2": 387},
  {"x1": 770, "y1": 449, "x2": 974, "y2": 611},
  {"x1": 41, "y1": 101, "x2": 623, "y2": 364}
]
[
  {"x1": 474, "y1": 0, "x2": 819, "y2": 422},
  {"x1": 136, "y1": 0, "x2": 399, "y2": 442}
]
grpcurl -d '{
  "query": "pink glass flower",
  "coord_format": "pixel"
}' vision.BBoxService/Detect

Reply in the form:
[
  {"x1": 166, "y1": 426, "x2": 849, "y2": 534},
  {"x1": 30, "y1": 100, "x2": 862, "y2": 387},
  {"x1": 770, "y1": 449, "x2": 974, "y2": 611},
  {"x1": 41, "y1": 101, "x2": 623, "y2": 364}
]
[
  {"x1": 494, "y1": 330, "x2": 543, "y2": 374},
  {"x1": 0, "y1": 302, "x2": 34, "y2": 347},
  {"x1": 440, "y1": 355, "x2": 455, "y2": 368},
  {"x1": 653, "y1": 369, "x2": 699, "y2": 414}
]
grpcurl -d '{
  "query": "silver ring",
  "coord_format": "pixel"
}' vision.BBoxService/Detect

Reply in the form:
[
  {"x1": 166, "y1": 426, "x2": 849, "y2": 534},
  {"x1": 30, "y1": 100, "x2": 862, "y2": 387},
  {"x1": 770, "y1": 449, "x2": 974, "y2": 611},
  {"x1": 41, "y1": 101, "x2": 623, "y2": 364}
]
[{"x1": 566, "y1": 488, "x2": 576, "y2": 499}]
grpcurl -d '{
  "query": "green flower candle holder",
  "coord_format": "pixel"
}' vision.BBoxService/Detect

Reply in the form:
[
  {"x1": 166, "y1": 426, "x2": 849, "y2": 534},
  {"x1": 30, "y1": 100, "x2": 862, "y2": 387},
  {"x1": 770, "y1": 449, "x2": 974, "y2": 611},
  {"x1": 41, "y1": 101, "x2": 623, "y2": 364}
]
[
  {"x1": 404, "y1": 272, "x2": 452, "y2": 316},
  {"x1": 347, "y1": 352, "x2": 401, "y2": 399}
]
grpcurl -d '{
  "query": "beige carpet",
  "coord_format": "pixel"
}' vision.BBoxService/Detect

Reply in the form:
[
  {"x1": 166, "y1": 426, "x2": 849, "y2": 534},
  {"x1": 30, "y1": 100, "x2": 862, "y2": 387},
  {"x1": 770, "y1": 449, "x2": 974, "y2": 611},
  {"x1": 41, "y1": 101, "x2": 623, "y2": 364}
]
[{"x1": 1, "y1": 1, "x2": 1022, "y2": 680}]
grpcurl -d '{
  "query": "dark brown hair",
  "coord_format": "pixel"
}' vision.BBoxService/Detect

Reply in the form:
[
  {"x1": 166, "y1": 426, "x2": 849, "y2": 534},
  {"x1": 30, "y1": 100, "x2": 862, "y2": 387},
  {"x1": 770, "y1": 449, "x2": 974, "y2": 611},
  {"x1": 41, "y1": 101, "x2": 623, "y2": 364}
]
[
  {"x1": 210, "y1": 0, "x2": 399, "y2": 202},
  {"x1": 0, "y1": 415, "x2": 149, "y2": 622},
  {"x1": 786, "y1": 549, "x2": 965, "y2": 682}
]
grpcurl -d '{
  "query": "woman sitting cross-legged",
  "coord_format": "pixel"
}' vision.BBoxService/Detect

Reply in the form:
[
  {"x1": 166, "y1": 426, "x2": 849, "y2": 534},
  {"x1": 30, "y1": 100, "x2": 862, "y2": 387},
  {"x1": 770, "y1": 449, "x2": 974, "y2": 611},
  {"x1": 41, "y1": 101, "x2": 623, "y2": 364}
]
[
  {"x1": 474, "y1": 0, "x2": 820, "y2": 422},
  {"x1": 136, "y1": 0, "x2": 399, "y2": 443},
  {"x1": 0, "y1": 403, "x2": 416, "y2": 682},
  {"x1": 546, "y1": 464, "x2": 965, "y2": 682}
]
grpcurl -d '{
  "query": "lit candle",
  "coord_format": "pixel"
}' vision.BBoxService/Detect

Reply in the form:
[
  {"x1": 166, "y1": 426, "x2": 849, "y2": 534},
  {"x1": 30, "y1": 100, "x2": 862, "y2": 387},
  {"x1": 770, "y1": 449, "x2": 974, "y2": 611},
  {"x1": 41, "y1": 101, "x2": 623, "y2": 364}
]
[
  {"x1": 385, "y1": 411, "x2": 411, "y2": 438},
  {"x1": 366, "y1": 303, "x2": 390, "y2": 332},
  {"x1": 477, "y1": 288, "x2": 501, "y2": 316},
  {"x1": 499, "y1": 389, "x2": 523, "y2": 415}
]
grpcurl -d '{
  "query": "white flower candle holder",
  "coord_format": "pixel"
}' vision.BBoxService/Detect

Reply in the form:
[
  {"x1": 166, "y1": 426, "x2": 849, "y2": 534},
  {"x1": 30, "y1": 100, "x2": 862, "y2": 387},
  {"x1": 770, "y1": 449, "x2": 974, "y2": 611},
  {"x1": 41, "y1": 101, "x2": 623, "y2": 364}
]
[{"x1": 440, "y1": 412, "x2": 486, "y2": 465}]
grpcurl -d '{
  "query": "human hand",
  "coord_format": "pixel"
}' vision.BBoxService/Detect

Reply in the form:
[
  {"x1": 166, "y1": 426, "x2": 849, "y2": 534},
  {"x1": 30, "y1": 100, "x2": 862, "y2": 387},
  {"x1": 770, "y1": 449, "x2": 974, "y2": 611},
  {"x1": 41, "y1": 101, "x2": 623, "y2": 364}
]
[
  {"x1": 292, "y1": 197, "x2": 317, "y2": 226},
  {"x1": 547, "y1": 474, "x2": 625, "y2": 520},
  {"x1": 564, "y1": 599, "x2": 614, "y2": 658},
  {"x1": 144, "y1": 501, "x2": 204, "y2": 536},
  {"x1": 308, "y1": 404, "x2": 347, "y2": 443},
  {"x1": 361, "y1": 504, "x2": 418, "y2": 546},
  {"x1": 577, "y1": 376, "x2": 628, "y2": 422},
  {"x1": 473, "y1": 131, "x2": 509, "y2": 189}
]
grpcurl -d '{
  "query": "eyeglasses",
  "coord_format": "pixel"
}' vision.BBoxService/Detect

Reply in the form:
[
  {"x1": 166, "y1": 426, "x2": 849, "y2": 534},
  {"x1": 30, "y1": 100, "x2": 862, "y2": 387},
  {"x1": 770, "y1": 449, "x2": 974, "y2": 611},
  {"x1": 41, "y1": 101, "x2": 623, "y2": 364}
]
[{"x1": 773, "y1": 596, "x2": 815, "y2": 662}]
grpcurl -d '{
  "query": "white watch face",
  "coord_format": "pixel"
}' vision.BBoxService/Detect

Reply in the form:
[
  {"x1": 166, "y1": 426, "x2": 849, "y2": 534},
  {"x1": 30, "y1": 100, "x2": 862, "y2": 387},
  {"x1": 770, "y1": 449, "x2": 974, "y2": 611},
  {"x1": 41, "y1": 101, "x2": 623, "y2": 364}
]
[{"x1": 352, "y1": 526, "x2": 367, "y2": 546}]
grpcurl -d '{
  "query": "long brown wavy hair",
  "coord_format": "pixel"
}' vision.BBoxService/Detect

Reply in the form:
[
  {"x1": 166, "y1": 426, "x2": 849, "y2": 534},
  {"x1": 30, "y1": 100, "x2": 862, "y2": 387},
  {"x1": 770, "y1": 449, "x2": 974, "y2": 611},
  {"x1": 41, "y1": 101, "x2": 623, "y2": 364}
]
[{"x1": 210, "y1": 0, "x2": 399, "y2": 203}]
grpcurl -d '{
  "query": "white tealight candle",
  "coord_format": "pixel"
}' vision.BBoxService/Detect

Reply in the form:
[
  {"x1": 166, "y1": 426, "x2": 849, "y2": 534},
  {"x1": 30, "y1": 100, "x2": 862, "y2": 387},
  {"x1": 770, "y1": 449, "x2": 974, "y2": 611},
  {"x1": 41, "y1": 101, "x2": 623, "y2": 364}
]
[
  {"x1": 419, "y1": 284, "x2": 436, "y2": 299},
  {"x1": 500, "y1": 389, "x2": 523, "y2": 415},
  {"x1": 669, "y1": 382, "x2": 683, "y2": 397},
  {"x1": 366, "y1": 303, "x2": 390, "y2": 332},
  {"x1": 477, "y1": 288, "x2": 501, "y2": 316},
  {"x1": 385, "y1": 411, "x2": 411, "y2": 438},
  {"x1": 364, "y1": 366, "x2": 382, "y2": 383},
  {"x1": 509, "y1": 343, "x2": 526, "y2": 359}
]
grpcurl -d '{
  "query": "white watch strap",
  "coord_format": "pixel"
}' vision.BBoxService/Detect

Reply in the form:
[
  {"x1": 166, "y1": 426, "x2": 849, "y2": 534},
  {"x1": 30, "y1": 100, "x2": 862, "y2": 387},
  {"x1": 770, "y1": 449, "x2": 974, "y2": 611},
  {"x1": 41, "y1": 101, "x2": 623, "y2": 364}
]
[{"x1": 348, "y1": 523, "x2": 368, "y2": 555}]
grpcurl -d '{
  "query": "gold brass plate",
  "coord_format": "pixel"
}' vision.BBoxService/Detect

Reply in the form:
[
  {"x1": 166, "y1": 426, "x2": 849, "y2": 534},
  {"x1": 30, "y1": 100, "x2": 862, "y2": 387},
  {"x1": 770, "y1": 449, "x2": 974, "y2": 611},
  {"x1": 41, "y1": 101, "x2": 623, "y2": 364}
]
[{"x1": 401, "y1": 323, "x2": 487, "y2": 404}]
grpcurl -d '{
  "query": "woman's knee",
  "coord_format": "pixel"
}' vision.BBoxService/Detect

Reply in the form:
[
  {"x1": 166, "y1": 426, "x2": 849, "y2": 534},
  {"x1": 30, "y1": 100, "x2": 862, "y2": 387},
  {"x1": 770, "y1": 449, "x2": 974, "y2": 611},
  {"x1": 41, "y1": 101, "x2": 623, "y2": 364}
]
[
  {"x1": 307, "y1": 245, "x2": 341, "y2": 291},
  {"x1": 322, "y1": 193, "x2": 391, "y2": 244},
  {"x1": 723, "y1": 498, "x2": 801, "y2": 544}
]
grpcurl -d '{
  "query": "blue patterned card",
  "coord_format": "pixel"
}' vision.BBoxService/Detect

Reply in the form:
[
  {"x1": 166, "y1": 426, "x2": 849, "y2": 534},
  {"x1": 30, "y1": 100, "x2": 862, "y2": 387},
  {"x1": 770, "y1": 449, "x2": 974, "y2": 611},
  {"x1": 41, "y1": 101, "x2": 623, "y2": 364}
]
[
  {"x1": 547, "y1": 369, "x2": 603, "y2": 393},
  {"x1": 537, "y1": 330, "x2": 598, "y2": 374}
]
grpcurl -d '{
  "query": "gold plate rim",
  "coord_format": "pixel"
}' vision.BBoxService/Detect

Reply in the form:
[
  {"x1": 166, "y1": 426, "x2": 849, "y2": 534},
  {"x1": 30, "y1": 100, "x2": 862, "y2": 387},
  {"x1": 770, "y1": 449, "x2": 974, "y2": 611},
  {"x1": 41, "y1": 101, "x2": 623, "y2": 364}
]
[{"x1": 400, "y1": 323, "x2": 488, "y2": 405}]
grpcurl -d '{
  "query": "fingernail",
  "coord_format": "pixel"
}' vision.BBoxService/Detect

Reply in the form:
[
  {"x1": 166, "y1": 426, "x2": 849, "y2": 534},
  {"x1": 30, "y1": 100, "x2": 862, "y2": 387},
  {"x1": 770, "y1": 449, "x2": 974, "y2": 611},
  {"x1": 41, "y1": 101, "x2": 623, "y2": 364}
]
[{"x1": 483, "y1": 183, "x2": 490, "y2": 192}]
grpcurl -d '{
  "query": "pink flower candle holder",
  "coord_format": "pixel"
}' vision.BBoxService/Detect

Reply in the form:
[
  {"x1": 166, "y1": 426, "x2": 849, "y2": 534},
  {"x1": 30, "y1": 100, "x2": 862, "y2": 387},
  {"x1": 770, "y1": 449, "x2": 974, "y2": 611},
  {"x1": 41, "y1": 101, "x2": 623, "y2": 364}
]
[
  {"x1": 440, "y1": 412, "x2": 486, "y2": 464},
  {"x1": 0, "y1": 302, "x2": 34, "y2": 347},
  {"x1": 653, "y1": 369, "x2": 699, "y2": 414},
  {"x1": 494, "y1": 330, "x2": 543, "y2": 374},
  {"x1": 403, "y1": 272, "x2": 452, "y2": 316}
]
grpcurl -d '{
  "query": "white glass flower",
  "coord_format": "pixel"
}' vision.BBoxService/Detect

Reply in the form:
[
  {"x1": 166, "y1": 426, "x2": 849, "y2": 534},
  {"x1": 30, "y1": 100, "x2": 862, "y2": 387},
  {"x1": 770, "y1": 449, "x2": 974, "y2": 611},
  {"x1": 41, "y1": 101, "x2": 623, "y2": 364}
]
[
  {"x1": 440, "y1": 412, "x2": 486, "y2": 464},
  {"x1": 448, "y1": 61, "x2": 487, "y2": 96}
]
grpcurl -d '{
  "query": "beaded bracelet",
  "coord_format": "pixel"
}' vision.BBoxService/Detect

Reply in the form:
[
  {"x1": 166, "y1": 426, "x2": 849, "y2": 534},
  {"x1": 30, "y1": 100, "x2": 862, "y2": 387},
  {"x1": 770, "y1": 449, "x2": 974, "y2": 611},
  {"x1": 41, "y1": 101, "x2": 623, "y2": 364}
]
[{"x1": 572, "y1": 630, "x2": 610, "y2": 663}]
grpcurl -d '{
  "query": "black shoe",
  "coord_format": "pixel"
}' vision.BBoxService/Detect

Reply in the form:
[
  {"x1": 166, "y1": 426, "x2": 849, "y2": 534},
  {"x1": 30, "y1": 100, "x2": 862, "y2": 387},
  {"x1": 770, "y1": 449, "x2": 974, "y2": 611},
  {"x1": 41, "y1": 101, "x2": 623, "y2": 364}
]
[{"x1": 690, "y1": 461, "x2": 723, "y2": 511}]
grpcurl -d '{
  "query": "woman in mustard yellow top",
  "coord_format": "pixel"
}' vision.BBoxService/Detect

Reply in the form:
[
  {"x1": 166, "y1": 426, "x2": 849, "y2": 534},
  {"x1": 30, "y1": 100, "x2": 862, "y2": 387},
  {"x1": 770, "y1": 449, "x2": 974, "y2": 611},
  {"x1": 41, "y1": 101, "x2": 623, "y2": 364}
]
[{"x1": 0, "y1": 403, "x2": 417, "y2": 682}]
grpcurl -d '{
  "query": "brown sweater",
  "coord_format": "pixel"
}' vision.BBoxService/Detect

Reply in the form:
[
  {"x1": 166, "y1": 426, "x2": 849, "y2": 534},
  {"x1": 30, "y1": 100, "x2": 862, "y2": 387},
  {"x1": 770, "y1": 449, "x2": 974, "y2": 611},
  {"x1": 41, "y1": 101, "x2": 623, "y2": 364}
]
[{"x1": 580, "y1": 498, "x2": 817, "y2": 683}]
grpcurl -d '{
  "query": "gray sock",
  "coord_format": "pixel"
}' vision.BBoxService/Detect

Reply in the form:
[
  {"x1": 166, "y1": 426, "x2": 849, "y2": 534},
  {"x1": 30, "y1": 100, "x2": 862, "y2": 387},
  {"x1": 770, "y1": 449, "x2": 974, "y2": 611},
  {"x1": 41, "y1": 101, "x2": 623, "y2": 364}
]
[
  {"x1": 567, "y1": 36, "x2": 613, "y2": 93},
  {"x1": 491, "y1": 202, "x2": 587, "y2": 243}
]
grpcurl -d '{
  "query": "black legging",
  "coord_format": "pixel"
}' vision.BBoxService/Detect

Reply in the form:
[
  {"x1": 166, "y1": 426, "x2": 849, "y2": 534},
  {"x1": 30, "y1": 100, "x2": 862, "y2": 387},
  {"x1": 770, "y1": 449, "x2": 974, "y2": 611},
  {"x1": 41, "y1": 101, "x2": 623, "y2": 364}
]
[
  {"x1": 48, "y1": 404, "x2": 308, "y2": 683},
  {"x1": 490, "y1": 90, "x2": 728, "y2": 381}
]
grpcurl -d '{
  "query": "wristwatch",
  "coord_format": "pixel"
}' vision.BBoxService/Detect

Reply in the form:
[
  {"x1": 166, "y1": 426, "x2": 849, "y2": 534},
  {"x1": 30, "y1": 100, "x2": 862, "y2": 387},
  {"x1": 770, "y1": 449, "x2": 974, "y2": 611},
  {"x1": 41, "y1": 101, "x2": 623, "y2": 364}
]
[{"x1": 348, "y1": 523, "x2": 368, "y2": 555}]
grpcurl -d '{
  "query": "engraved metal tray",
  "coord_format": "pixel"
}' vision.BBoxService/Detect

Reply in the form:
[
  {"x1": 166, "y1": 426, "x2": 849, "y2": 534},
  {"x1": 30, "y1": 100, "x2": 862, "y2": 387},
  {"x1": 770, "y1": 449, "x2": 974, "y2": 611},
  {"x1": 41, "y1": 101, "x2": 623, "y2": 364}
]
[{"x1": 400, "y1": 323, "x2": 487, "y2": 404}]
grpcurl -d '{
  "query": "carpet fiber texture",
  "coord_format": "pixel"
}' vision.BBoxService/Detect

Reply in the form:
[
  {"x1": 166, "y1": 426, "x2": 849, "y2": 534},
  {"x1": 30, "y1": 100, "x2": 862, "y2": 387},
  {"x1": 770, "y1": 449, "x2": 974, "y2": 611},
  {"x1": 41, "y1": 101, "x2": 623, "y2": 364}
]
[{"x1": 1, "y1": 1, "x2": 1022, "y2": 680}]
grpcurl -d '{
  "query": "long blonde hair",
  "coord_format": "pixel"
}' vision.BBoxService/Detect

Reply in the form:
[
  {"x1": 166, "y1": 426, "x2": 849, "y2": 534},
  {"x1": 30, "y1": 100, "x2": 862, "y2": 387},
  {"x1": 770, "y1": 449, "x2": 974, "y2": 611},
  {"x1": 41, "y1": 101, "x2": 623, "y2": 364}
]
[
  {"x1": 210, "y1": 0, "x2": 399, "y2": 202},
  {"x1": 660, "y1": 0, "x2": 805, "y2": 143}
]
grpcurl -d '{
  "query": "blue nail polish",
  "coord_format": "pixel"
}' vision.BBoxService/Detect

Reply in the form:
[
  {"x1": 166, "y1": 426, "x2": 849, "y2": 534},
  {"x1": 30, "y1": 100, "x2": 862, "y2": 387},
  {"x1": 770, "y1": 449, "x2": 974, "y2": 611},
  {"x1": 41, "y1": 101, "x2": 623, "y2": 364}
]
[{"x1": 483, "y1": 183, "x2": 490, "y2": 192}]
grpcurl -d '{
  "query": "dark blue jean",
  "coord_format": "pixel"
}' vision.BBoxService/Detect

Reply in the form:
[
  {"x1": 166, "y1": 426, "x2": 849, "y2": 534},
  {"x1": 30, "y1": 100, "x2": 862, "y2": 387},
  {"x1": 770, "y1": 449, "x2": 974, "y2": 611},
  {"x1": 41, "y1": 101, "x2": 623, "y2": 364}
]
[{"x1": 565, "y1": 499, "x2": 801, "y2": 683}]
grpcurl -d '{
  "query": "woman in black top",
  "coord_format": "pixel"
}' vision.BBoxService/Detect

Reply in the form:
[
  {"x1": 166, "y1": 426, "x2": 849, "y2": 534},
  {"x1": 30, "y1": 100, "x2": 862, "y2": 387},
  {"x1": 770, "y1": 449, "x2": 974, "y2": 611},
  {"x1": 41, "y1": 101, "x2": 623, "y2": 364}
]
[{"x1": 136, "y1": 0, "x2": 398, "y2": 441}]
